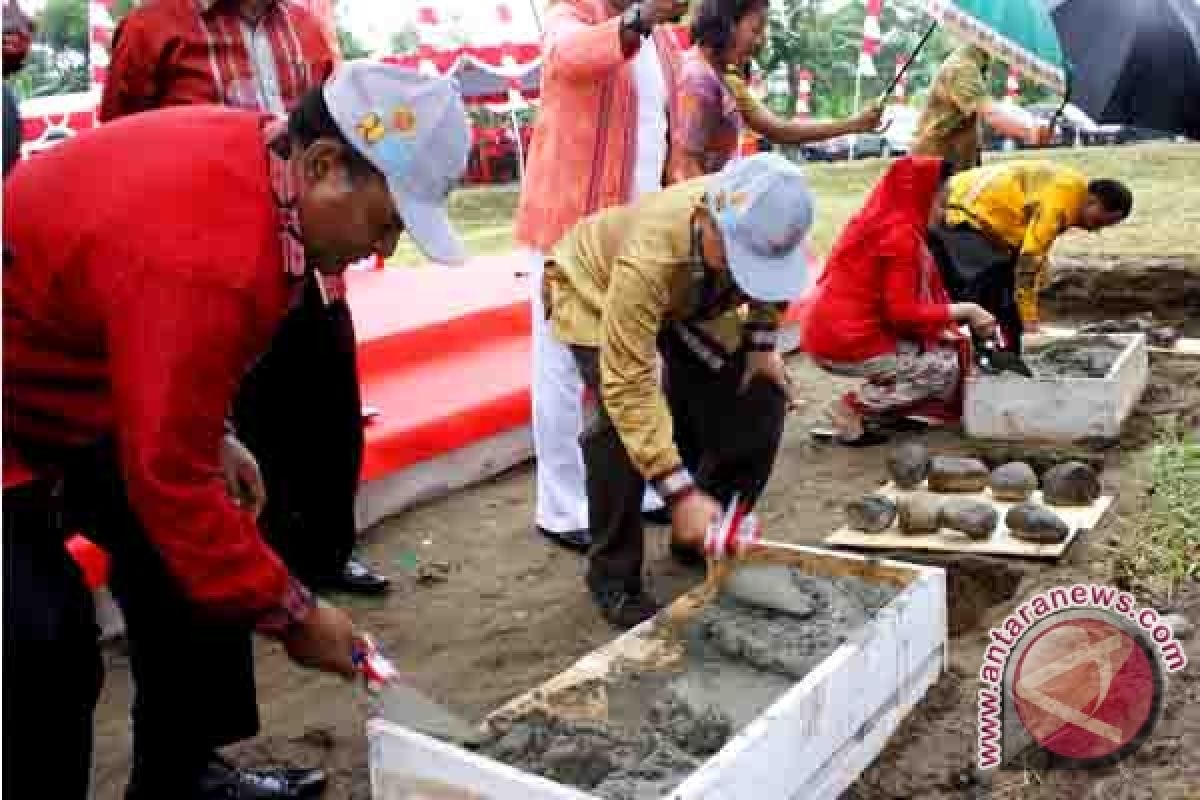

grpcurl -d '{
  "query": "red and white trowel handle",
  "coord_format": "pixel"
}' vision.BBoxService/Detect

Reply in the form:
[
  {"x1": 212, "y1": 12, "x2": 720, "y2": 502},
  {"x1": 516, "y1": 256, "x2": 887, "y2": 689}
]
[
  {"x1": 703, "y1": 494, "x2": 762, "y2": 561},
  {"x1": 351, "y1": 633, "x2": 399, "y2": 692}
]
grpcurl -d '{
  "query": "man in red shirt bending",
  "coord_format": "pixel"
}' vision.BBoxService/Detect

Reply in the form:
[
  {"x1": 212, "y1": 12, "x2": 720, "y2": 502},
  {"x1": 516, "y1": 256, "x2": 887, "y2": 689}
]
[
  {"x1": 3, "y1": 63, "x2": 470, "y2": 799},
  {"x1": 101, "y1": 0, "x2": 393, "y2": 599}
]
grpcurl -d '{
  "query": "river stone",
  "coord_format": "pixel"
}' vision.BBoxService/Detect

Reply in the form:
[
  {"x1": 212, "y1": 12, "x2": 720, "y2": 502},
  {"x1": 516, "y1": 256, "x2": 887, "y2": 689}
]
[
  {"x1": 846, "y1": 494, "x2": 898, "y2": 533},
  {"x1": 1005, "y1": 503, "x2": 1070, "y2": 544},
  {"x1": 939, "y1": 499, "x2": 999, "y2": 540},
  {"x1": 927, "y1": 457, "x2": 990, "y2": 493},
  {"x1": 989, "y1": 462, "x2": 1038, "y2": 502},
  {"x1": 887, "y1": 442, "x2": 931, "y2": 489},
  {"x1": 898, "y1": 492, "x2": 942, "y2": 535},
  {"x1": 1042, "y1": 462, "x2": 1101, "y2": 507}
]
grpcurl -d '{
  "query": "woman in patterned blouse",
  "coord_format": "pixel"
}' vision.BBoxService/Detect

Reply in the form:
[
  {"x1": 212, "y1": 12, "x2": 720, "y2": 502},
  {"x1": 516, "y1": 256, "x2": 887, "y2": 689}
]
[{"x1": 675, "y1": 0, "x2": 885, "y2": 179}]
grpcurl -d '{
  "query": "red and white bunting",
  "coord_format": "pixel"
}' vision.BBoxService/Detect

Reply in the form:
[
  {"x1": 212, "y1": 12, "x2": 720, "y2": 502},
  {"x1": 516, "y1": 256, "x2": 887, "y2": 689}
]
[
  {"x1": 495, "y1": 3, "x2": 524, "y2": 100},
  {"x1": 858, "y1": 0, "x2": 882, "y2": 77},
  {"x1": 414, "y1": 6, "x2": 445, "y2": 75},
  {"x1": 416, "y1": 6, "x2": 439, "y2": 26}
]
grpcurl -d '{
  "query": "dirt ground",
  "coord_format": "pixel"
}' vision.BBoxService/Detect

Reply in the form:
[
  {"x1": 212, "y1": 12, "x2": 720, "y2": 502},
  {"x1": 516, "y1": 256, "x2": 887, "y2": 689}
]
[{"x1": 91, "y1": 325, "x2": 1200, "y2": 799}]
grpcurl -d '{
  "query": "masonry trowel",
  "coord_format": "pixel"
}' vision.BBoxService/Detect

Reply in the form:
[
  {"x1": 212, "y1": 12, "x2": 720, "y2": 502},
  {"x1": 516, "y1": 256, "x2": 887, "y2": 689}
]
[
  {"x1": 352, "y1": 634, "x2": 485, "y2": 748},
  {"x1": 973, "y1": 328, "x2": 1033, "y2": 377}
]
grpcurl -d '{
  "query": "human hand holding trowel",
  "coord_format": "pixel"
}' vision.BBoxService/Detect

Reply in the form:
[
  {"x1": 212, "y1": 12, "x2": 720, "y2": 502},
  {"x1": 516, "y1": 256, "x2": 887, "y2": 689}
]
[{"x1": 352, "y1": 633, "x2": 484, "y2": 748}]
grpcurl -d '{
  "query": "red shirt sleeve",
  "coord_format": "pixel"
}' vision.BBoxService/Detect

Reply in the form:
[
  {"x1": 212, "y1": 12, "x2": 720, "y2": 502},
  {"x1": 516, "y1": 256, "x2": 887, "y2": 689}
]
[
  {"x1": 104, "y1": 270, "x2": 295, "y2": 620},
  {"x1": 881, "y1": 252, "x2": 953, "y2": 331},
  {"x1": 99, "y1": 13, "x2": 159, "y2": 122}
]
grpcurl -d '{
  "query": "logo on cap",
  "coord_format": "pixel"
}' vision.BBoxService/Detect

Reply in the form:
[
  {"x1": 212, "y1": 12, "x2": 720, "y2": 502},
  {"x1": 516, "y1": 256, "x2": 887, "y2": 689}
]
[
  {"x1": 356, "y1": 112, "x2": 385, "y2": 145},
  {"x1": 391, "y1": 105, "x2": 417, "y2": 137}
]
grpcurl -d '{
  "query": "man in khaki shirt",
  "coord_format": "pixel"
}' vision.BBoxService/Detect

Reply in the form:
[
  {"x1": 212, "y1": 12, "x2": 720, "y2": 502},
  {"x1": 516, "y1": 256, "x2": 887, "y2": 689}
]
[
  {"x1": 912, "y1": 45, "x2": 1052, "y2": 172},
  {"x1": 543, "y1": 153, "x2": 811, "y2": 628}
]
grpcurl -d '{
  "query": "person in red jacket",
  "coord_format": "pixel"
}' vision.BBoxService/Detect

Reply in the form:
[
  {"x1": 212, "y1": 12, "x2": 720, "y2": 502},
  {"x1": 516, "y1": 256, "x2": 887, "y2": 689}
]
[
  {"x1": 2, "y1": 63, "x2": 469, "y2": 800},
  {"x1": 802, "y1": 156, "x2": 997, "y2": 446},
  {"x1": 100, "y1": 0, "x2": 393, "y2": 598}
]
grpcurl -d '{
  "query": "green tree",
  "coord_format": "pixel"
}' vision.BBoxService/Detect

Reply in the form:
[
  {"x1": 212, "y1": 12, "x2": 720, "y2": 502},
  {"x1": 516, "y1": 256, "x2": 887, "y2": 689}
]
[
  {"x1": 387, "y1": 24, "x2": 418, "y2": 56},
  {"x1": 38, "y1": 0, "x2": 87, "y2": 54},
  {"x1": 111, "y1": 0, "x2": 138, "y2": 23},
  {"x1": 9, "y1": 0, "x2": 88, "y2": 99}
]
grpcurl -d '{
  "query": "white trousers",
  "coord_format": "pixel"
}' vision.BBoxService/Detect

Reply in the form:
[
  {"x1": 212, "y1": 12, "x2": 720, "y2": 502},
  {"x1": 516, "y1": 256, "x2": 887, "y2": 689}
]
[{"x1": 526, "y1": 249, "x2": 662, "y2": 533}]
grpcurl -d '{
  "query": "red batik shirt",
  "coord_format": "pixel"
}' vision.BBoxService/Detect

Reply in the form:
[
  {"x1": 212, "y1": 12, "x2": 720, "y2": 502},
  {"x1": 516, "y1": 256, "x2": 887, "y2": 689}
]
[
  {"x1": 100, "y1": 0, "x2": 335, "y2": 118},
  {"x1": 99, "y1": 0, "x2": 345, "y2": 302},
  {"x1": 3, "y1": 107, "x2": 314, "y2": 632}
]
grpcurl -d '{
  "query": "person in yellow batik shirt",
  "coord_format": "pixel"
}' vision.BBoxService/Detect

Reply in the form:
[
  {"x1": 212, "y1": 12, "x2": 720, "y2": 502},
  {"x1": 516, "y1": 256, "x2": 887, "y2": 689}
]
[
  {"x1": 911, "y1": 45, "x2": 1053, "y2": 172},
  {"x1": 928, "y1": 160, "x2": 1132, "y2": 354}
]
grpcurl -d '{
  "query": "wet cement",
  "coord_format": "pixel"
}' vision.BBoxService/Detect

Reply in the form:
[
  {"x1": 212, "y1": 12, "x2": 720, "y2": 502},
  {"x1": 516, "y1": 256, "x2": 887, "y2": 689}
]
[
  {"x1": 1024, "y1": 336, "x2": 1126, "y2": 379},
  {"x1": 478, "y1": 572, "x2": 900, "y2": 798}
]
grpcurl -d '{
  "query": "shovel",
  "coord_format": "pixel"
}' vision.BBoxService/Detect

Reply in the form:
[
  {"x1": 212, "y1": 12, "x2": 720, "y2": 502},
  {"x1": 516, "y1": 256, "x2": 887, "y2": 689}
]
[
  {"x1": 973, "y1": 329, "x2": 1033, "y2": 378},
  {"x1": 352, "y1": 634, "x2": 485, "y2": 748}
]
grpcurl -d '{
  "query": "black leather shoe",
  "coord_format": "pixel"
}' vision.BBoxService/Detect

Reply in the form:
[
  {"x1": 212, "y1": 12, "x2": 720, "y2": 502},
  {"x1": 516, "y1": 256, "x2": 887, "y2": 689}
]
[
  {"x1": 590, "y1": 585, "x2": 662, "y2": 629},
  {"x1": 129, "y1": 756, "x2": 327, "y2": 799},
  {"x1": 537, "y1": 526, "x2": 591, "y2": 554},
  {"x1": 200, "y1": 759, "x2": 326, "y2": 799},
  {"x1": 669, "y1": 540, "x2": 706, "y2": 569},
  {"x1": 333, "y1": 556, "x2": 390, "y2": 595}
]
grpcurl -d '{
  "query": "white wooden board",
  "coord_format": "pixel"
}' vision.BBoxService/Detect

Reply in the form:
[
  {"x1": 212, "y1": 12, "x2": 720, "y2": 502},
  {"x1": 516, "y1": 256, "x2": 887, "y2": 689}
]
[
  {"x1": 824, "y1": 481, "x2": 1113, "y2": 559},
  {"x1": 368, "y1": 544, "x2": 947, "y2": 800}
]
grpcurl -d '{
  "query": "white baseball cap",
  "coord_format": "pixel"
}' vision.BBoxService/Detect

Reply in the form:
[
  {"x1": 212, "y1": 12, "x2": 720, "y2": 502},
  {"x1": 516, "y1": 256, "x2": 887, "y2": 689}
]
[
  {"x1": 323, "y1": 60, "x2": 470, "y2": 265},
  {"x1": 705, "y1": 153, "x2": 814, "y2": 303}
]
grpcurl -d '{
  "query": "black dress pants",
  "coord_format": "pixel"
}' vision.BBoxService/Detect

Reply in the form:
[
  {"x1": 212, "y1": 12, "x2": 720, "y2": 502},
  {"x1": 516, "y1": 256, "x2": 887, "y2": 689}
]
[
  {"x1": 3, "y1": 439, "x2": 259, "y2": 799},
  {"x1": 233, "y1": 274, "x2": 364, "y2": 588},
  {"x1": 928, "y1": 222, "x2": 1025, "y2": 355}
]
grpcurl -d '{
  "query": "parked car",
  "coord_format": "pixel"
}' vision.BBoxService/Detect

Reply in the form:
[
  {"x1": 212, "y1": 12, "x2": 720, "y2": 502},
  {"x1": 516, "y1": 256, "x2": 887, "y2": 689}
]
[
  {"x1": 798, "y1": 106, "x2": 919, "y2": 163},
  {"x1": 985, "y1": 102, "x2": 1182, "y2": 151}
]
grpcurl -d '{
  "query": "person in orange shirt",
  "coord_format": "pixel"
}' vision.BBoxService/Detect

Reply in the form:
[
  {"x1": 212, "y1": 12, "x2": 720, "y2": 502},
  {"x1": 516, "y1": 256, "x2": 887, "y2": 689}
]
[{"x1": 518, "y1": 0, "x2": 688, "y2": 554}]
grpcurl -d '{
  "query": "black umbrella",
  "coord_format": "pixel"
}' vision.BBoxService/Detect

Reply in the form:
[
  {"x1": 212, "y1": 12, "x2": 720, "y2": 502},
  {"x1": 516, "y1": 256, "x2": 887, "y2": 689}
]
[{"x1": 1045, "y1": 0, "x2": 1200, "y2": 139}]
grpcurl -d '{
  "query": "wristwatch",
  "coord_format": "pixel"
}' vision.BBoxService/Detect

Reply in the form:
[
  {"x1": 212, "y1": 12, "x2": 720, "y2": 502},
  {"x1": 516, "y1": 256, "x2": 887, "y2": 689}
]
[{"x1": 621, "y1": 2, "x2": 652, "y2": 38}]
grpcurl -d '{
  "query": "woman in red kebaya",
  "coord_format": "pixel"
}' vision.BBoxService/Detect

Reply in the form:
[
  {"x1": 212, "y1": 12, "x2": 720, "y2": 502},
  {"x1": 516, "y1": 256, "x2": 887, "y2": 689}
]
[{"x1": 802, "y1": 156, "x2": 997, "y2": 446}]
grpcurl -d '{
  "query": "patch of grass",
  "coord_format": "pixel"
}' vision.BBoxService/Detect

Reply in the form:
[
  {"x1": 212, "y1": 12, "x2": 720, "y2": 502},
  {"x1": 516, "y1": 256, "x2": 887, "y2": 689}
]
[
  {"x1": 1115, "y1": 422, "x2": 1200, "y2": 601},
  {"x1": 388, "y1": 142, "x2": 1200, "y2": 267},
  {"x1": 390, "y1": 183, "x2": 519, "y2": 266}
]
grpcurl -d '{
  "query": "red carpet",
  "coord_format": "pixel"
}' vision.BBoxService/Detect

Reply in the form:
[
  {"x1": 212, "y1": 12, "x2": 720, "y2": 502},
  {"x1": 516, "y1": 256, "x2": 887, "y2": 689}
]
[{"x1": 349, "y1": 255, "x2": 533, "y2": 483}]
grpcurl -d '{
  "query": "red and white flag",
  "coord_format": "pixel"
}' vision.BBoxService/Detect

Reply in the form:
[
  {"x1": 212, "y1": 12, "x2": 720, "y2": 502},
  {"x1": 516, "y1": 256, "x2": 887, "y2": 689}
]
[
  {"x1": 858, "y1": 0, "x2": 882, "y2": 77},
  {"x1": 88, "y1": 0, "x2": 115, "y2": 92},
  {"x1": 1006, "y1": 66, "x2": 1021, "y2": 101},
  {"x1": 795, "y1": 67, "x2": 812, "y2": 117},
  {"x1": 893, "y1": 55, "x2": 908, "y2": 102}
]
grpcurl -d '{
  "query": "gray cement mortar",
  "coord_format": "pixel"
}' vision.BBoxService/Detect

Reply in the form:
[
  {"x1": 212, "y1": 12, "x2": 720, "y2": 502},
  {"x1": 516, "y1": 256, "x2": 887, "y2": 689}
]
[
  {"x1": 1024, "y1": 336, "x2": 1125, "y2": 379},
  {"x1": 478, "y1": 572, "x2": 900, "y2": 799}
]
